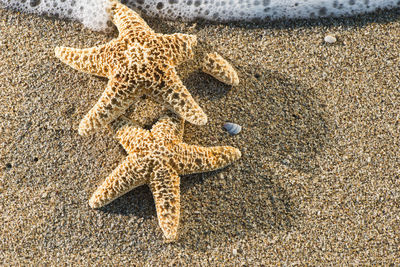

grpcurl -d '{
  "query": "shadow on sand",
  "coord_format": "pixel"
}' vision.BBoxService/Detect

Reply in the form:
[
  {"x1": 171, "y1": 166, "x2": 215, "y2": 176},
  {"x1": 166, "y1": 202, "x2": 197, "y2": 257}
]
[{"x1": 98, "y1": 61, "x2": 330, "y2": 251}]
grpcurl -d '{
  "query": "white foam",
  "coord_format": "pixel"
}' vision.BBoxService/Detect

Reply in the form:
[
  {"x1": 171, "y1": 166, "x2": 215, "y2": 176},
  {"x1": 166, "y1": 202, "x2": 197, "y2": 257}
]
[
  {"x1": 1, "y1": 0, "x2": 399, "y2": 31},
  {"x1": 1, "y1": 0, "x2": 111, "y2": 31}
]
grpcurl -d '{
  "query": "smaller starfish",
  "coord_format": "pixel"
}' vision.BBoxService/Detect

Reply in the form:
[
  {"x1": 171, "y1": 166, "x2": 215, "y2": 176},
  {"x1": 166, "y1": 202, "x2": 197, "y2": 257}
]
[
  {"x1": 202, "y1": 52, "x2": 239, "y2": 86},
  {"x1": 89, "y1": 114, "x2": 241, "y2": 240},
  {"x1": 55, "y1": 0, "x2": 207, "y2": 136}
]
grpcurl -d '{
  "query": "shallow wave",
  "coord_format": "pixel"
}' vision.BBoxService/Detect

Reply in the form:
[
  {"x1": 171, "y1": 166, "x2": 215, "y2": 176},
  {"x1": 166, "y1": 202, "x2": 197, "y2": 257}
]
[{"x1": 1, "y1": 0, "x2": 399, "y2": 31}]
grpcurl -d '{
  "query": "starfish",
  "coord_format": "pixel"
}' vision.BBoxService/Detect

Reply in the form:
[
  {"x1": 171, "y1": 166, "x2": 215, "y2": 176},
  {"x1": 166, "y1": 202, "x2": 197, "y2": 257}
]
[
  {"x1": 89, "y1": 114, "x2": 241, "y2": 240},
  {"x1": 55, "y1": 0, "x2": 207, "y2": 136},
  {"x1": 202, "y1": 52, "x2": 239, "y2": 86}
]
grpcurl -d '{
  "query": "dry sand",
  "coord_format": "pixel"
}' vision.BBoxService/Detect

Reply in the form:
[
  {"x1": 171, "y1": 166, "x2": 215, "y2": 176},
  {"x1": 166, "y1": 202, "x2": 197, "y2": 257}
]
[{"x1": 0, "y1": 5, "x2": 399, "y2": 265}]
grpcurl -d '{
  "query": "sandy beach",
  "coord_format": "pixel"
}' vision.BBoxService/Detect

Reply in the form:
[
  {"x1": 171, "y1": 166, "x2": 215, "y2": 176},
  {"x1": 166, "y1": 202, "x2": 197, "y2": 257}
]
[{"x1": 0, "y1": 5, "x2": 399, "y2": 265}]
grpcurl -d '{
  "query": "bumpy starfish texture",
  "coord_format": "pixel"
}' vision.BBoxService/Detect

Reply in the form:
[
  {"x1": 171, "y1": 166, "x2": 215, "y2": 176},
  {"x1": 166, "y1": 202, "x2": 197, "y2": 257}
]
[
  {"x1": 125, "y1": 96, "x2": 168, "y2": 127},
  {"x1": 89, "y1": 114, "x2": 241, "y2": 240},
  {"x1": 55, "y1": 0, "x2": 207, "y2": 136},
  {"x1": 202, "y1": 52, "x2": 239, "y2": 86}
]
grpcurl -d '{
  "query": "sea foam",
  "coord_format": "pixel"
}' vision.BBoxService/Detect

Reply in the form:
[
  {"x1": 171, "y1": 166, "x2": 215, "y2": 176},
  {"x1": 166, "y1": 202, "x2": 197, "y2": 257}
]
[{"x1": 1, "y1": 0, "x2": 399, "y2": 31}]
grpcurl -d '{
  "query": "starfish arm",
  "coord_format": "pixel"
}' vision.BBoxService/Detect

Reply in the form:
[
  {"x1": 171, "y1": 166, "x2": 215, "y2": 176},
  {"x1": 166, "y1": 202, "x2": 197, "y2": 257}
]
[
  {"x1": 109, "y1": 115, "x2": 140, "y2": 134},
  {"x1": 163, "y1": 33, "x2": 197, "y2": 65},
  {"x1": 109, "y1": 0, "x2": 152, "y2": 36},
  {"x1": 55, "y1": 42, "x2": 115, "y2": 77},
  {"x1": 151, "y1": 113, "x2": 184, "y2": 142},
  {"x1": 202, "y1": 52, "x2": 239, "y2": 86},
  {"x1": 150, "y1": 71, "x2": 207, "y2": 126},
  {"x1": 149, "y1": 165, "x2": 180, "y2": 240},
  {"x1": 177, "y1": 144, "x2": 241, "y2": 175},
  {"x1": 114, "y1": 121, "x2": 151, "y2": 154},
  {"x1": 79, "y1": 77, "x2": 141, "y2": 136},
  {"x1": 89, "y1": 154, "x2": 148, "y2": 209}
]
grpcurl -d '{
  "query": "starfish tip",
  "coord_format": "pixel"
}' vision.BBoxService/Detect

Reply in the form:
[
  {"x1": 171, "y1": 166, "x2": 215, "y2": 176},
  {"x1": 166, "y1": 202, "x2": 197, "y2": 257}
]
[
  {"x1": 88, "y1": 196, "x2": 100, "y2": 209},
  {"x1": 54, "y1": 46, "x2": 62, "y2": 57},
  {"x1": 162, "y1": 229, "x2": 178, "y2": 242},
  {"x1": 198, "y1": 115, "x2": 208, "y2": 125},
  {"x1": 232, "y1": 75, "x2": 240, "y2": 86},
  {"x1": 233, "y1": 148, "x2": 242, "y2": 159},
  {"x1": 78, "y1": 124, "x2": 89, "y2": 136},
  {"x1": 189, "y1": 113, "x2": 208, "y2": 125},
  {"x1": 188, "y1": 34, "x2": 197, "y2": 47},
  {"x1": 78, "y1": 116, "x2": 98, "y2": 136},
  {"x1": 202, "y1": 52, "x2": 240, "y2": 86}
]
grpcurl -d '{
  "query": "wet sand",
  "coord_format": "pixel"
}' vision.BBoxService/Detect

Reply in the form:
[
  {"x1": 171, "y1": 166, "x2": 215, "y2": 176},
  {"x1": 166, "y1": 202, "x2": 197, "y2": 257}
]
[{"x1": 0, "y1": 6, "x2": 399, "y2": 265}]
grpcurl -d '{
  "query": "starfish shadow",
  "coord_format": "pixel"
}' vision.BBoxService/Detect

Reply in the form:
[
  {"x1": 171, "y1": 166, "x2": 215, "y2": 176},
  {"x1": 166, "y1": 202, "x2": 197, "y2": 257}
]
[
  {"x1": 183, "y1": 70, "x2": 234, "y2": 102},
  {"x1": 237, "y1": 66, "x2": 331, "y2": 173},
  {"x1": 94, "y1": 185, "x2": 156, "y2": 219},
  {"x1": 96, "y1": 62, "x2": 330, "y2": 248},
  {"x1": 171, "y1": 64, "x2": 330, "y2": 249},
  {"x1": 171, "y1": 164, "x2": 300, "y2": 251}
]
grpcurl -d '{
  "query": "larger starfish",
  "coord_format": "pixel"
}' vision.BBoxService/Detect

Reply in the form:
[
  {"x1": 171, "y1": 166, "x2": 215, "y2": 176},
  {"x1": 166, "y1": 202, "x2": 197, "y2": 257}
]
[
  {"x1": 55, "y1": 0, "x2": 207, "y2": 136},
  {"x1": 89, "y1": 114, "x2": 241, "y2": 240}
]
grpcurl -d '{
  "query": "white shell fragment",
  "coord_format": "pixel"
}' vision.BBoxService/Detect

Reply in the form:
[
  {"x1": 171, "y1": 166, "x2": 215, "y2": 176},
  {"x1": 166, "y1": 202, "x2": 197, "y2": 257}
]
[
  {"x1": 224, "y1": 122, "x2": 242, "y2": 135},
  {"x1": 324, "y1": 35, "x2": 337, "y2": 44}
]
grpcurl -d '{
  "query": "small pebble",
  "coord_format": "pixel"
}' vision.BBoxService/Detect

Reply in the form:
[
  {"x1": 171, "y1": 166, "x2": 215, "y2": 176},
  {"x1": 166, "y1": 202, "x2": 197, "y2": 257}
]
[
  {"x1": 233, "y1": 248, "x2": 238, "y2": 256},
  {"x1": 324, "y1": 35, "x2": 337, "y2": 44}
]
